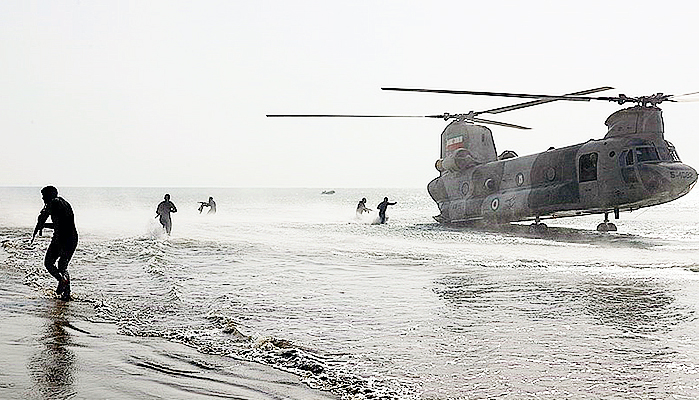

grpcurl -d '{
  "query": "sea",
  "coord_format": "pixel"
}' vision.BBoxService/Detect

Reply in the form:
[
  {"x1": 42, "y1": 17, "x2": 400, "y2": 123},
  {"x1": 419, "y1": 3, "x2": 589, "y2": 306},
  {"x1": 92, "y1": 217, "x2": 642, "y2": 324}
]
[{"x1": 0, "y1": 186, "x2": 697, "y2": 399}]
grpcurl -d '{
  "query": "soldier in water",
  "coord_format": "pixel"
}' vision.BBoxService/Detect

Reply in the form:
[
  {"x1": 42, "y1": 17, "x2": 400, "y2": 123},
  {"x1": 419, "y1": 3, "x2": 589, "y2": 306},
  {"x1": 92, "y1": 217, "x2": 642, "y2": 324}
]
[
  {"x1": 377, "y1": 197, "x2": 397, "y2": 224},
  {"x1": 31, "y1": 186, "x2": 78, "y2": 301},
  {"x1": 198, "y1": 196, "x2": 216, "y2": 214},
  {"x1": 156, "y1": 193, "x2": 178, "y2": 235},
  {"x1": 356, "y1": 197, "x2": 371, "y2": 216}
]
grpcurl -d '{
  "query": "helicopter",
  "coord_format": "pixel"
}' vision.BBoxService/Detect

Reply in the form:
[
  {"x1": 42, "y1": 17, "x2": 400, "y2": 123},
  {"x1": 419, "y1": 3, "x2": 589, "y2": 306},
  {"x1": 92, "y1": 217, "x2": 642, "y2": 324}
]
[{"x1": 268, "y1": 87, "x2": 698, "y2": 232}]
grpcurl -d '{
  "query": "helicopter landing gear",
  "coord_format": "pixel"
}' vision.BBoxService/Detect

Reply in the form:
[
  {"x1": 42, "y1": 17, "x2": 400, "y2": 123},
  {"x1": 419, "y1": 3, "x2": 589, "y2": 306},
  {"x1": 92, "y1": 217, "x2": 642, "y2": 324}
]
[
  {"x1": 596, "y1": 211, "x2": 617, "y2": 232},
  {"x1": 528, "y1": 216, "x2": 548, "y2": 234}
]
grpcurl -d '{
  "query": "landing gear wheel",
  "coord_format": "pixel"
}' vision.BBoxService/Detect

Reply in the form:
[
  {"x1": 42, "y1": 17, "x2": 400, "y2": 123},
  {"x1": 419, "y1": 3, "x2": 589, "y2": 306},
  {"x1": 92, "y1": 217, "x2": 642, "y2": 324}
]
[
  {"x1": 528, "y1": 223, "x2": 548, "y2": 234},
  {"x1": 528, "y1": 216, "x2": 548, "y2": 234},
  {"x1": 596, "y1": 222, "x2": 617, "y2": 232},
  {"x1": 597, "y1": 211, "x2": 617, "y2": 232}
]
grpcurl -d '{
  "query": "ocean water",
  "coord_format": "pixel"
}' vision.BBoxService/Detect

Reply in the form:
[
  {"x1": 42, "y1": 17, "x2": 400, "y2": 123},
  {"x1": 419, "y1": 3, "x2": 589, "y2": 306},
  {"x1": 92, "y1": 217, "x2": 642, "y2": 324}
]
[{"x1": 0, "y1": 186, "x2": 697, "y2": 399}]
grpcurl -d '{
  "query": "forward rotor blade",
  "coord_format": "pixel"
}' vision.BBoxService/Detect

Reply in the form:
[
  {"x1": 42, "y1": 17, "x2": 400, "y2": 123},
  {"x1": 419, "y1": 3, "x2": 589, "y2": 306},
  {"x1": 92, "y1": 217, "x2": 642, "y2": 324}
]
[
  {"x1": 472, "y1": 117, "x2": 531, "y2": 130},
  {"x1": 381, "y1": 87, "x2": 697, "y2": 106},
  {"x1": 266, "y1": 114, "x2": 429, "y2": 118},
  {"x1": 382, "y1": 87, "x2": 594, "y2": 101},
  {"x1": 670, "y1": 92, "x2": 699, "y2": 102},
  {"x1": 478, "y1": 87, "x2": 614, "y2": 115}
]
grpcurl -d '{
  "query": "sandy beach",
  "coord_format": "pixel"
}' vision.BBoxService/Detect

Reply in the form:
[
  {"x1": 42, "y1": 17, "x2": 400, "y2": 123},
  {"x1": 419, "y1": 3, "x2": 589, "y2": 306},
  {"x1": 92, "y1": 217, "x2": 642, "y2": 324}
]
[{"x1": 0, "y1": 251, "x2": 338, "y2": 400}]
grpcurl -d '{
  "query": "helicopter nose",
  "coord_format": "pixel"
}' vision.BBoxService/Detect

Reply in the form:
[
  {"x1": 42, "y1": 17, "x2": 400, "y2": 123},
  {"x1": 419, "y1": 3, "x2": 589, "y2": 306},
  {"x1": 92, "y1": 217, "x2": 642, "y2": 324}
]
[
  {"x1": 680, "y1": 164, "x2": 699, "y2": 189},
  {"x1": 638, "y1": 163, "x2": 698, "y2": 196}
]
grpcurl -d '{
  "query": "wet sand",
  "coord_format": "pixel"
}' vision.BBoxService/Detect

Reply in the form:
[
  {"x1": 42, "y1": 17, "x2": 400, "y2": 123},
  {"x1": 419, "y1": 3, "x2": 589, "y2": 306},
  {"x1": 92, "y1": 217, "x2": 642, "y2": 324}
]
[{"x1": 0, "y1": 266, "x2": 337, "y2": 400}]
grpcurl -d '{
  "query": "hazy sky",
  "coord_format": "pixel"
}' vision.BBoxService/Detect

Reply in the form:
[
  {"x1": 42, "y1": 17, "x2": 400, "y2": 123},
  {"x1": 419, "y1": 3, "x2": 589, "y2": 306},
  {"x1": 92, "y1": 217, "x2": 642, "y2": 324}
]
[{"x1": 1, "y1": 0, "x2": 697, "y2": 188}]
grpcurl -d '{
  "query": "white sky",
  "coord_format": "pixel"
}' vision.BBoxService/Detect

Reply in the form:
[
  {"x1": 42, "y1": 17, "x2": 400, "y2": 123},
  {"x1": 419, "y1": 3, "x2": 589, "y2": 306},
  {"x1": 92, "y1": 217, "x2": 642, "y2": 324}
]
[{"x1": 1, "y1": 0, "x2": 697, "y2": 188}]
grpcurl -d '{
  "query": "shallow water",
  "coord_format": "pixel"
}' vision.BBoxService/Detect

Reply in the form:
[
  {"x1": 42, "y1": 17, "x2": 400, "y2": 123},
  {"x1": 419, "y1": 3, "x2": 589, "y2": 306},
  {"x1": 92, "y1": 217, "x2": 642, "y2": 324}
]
[{"x1": 1, "y1": 187, "x2": 697, "y2": 399}]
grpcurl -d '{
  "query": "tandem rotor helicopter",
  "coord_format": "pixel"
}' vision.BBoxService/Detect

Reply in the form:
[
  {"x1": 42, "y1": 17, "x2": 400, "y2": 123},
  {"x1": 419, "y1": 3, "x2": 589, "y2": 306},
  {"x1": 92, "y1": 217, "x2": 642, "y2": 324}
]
[{"x1": 268, "y1": 87, "x2": 698, "y2": 232}]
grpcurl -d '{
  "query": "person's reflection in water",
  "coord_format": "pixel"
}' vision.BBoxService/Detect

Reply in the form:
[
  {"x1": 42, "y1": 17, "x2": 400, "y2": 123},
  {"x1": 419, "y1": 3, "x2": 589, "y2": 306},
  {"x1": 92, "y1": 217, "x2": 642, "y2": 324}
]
[{"x1": 28, "y1": 301, "x2": 76, "y2": 398}]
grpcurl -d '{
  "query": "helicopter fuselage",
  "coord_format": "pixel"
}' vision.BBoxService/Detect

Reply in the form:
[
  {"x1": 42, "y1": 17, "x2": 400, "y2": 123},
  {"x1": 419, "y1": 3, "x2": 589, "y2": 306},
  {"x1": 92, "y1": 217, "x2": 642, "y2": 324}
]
[{"x1": 428, "y1": 106, "x2": 698, "y2": 224}]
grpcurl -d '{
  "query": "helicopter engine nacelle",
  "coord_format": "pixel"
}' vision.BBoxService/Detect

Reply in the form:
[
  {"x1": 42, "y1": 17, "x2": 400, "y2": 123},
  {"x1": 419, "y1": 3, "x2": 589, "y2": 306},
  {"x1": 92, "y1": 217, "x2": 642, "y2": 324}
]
[
  {"x1": 441, "y1": 148, "x2": 478, "y2": 172},
  {"x1": 604, "y1": 106, "x2": 663, "y2": 138}
]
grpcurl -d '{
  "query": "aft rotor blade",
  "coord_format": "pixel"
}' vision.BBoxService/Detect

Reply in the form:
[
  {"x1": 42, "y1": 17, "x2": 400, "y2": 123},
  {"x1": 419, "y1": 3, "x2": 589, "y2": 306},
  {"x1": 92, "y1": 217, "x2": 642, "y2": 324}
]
[
  {"x1": 479, "y1": 87, "x2": 614, "y2": 115},
  {"x1": 266, "y1": 114, "x2": 430, "y2": 118},
  {"x1": 472, "y1": 117, "x2": 531, "y2": 130}
]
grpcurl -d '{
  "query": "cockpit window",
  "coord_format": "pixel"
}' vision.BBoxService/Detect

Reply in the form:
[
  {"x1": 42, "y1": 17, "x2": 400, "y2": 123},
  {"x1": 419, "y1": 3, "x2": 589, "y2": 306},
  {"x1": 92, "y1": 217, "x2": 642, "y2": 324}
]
[
  {"x1": 626, "y1": 150, "x2": 634, "y2": 166},
  {"x1": 635, "y1": 146, "x2": 659, "y2": 163},
  {"x1": 666, "y1": 141, "x2": 681, "y2": 162}
]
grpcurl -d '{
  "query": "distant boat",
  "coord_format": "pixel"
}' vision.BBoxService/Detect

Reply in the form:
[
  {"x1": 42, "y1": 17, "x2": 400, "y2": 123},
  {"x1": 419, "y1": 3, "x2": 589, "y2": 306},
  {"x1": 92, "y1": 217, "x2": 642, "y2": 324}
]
[{"x1": 321, "y1": 190, "x2": 336, "y2": 195}]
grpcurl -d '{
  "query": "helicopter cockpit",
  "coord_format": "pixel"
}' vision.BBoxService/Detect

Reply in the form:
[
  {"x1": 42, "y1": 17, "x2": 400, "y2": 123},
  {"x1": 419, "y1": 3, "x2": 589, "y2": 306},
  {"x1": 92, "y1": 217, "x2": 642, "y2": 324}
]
[
  {"x1": 635, "y1": 146, "x2": 660, "y2": 163},
  {"x1": 619, "y1": 146, "x2": 657, "y2": 172},
  {"x1": 665, "y1": 141, "x2": 681, "y2": 162},
  {"x1": 618, "y1": 143, "x2": 684, "y2": 166}
]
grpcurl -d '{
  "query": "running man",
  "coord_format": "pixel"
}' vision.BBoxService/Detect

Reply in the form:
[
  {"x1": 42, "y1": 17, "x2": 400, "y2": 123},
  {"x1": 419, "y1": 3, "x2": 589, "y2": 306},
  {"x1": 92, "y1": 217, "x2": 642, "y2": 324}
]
[
  {"x1": 198, "y1": 196, "x2": 216, "y2": 214},
  {"x1": 377, "y1": 197, "x2": 397, "y2": 224},
  {"x1": 356, "y1": 197, "x2": 371, "y2": 216},
  {"x1": 32, "y1": 186, "x2": 78, "y2": 301},
  {"x1": 156, "y1": 194, "x2": 178, "y2": 235}
]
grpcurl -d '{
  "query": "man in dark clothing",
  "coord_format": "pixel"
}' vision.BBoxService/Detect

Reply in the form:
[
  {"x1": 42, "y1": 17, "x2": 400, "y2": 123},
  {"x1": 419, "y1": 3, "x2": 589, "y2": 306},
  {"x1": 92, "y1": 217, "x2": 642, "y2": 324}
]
[
  {"x1": 156, "y1": 194, "x2": 177, "y2": 235},
  {"x1": 377, "y1": 197, "x2": 397, "y2": 224},
  {"x1": 32, "y1": 186, "x2": 78, "y2": 301}
]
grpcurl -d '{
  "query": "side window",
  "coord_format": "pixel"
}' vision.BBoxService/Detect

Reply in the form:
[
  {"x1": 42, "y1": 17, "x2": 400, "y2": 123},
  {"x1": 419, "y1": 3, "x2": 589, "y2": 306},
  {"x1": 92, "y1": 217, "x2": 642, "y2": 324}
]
[
  {"x1": 579, "y1": 152, "x2": 598, "y2": 182},
  {"x1": 619, "y1": 149, "x2": 638, "y2": 184}
]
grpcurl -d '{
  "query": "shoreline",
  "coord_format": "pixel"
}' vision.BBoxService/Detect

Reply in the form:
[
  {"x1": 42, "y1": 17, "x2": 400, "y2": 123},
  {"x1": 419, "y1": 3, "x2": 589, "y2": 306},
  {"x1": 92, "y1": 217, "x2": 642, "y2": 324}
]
[{"x1": 0, "y1": 267, "x2": 338, "y2": 400}]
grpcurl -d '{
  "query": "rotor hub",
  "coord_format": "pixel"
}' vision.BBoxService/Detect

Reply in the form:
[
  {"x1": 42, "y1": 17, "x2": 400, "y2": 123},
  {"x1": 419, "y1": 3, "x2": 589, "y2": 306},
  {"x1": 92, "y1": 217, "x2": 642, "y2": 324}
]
[{"x1": 616, "y1": 93, "x2": 670, "y2": 107}]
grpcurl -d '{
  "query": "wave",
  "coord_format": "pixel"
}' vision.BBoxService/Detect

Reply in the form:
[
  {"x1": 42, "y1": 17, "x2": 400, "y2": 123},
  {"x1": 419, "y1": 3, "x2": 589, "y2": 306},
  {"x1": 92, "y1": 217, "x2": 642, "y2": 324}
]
[{"x1": 0, "y1": 230, "x2": 416, "y2": 400}]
